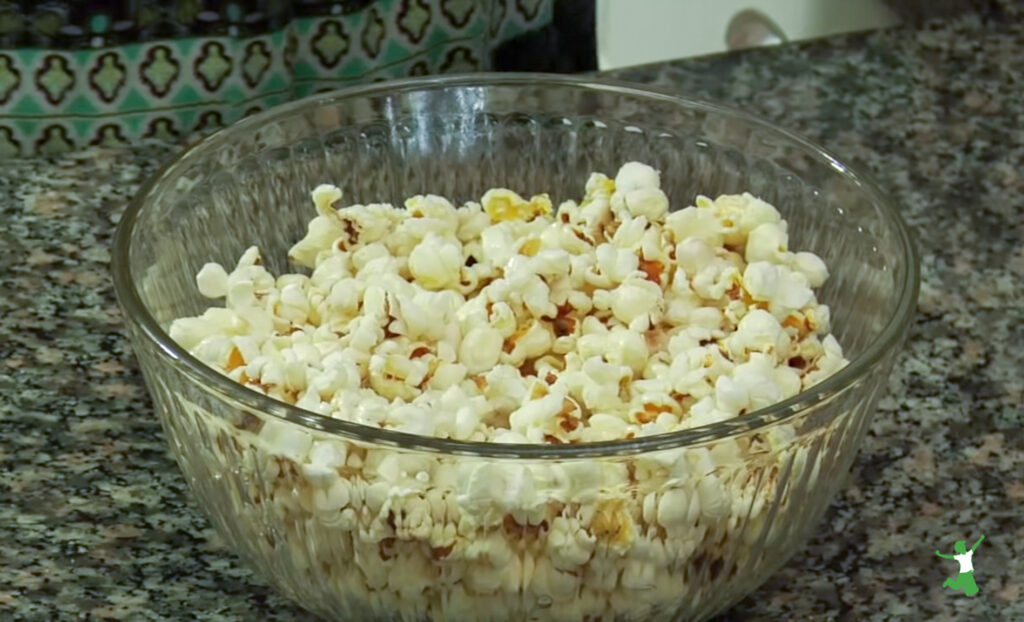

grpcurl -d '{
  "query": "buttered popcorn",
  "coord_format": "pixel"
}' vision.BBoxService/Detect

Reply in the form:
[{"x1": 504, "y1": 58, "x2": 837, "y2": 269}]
[
  {"x1": 171, "y1": 163, "x2": 851, "y2": 621},
  {"x1": 172, "y1": 162, "x2": 846, "y2": 441}
]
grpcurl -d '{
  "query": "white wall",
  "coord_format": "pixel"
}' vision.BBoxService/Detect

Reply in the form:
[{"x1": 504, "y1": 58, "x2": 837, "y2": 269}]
[{"x1": 597, "y1": 0, "x2": 900, "y2": 70}]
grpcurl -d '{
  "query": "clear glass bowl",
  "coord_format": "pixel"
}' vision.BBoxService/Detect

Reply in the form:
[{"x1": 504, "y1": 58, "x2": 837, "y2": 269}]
[{"x1": 112, "y1": 74, "x2": 918, "y2": 621}]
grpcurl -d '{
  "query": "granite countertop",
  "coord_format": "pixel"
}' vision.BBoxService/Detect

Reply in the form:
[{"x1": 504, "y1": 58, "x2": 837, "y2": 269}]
[{"x1": 3, "y1": 9, "x2": 1022, "y2": 621}]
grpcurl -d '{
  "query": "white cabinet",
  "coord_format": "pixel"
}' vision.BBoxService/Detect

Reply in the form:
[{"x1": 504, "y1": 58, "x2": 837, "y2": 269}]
[{"x1": 597, "y1": 0, "x2": 900, "y2": 70}]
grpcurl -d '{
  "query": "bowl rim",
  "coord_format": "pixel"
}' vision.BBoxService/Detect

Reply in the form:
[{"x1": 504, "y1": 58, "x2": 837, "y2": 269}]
[{"x1": 112, "y1": 72, "x2": 920, "y2": 459}]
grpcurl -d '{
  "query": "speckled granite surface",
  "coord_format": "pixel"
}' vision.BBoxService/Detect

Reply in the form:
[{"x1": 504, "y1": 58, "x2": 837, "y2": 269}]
[{"x1": 3, "y1": 10, "x2": 1023, "y2": 622}]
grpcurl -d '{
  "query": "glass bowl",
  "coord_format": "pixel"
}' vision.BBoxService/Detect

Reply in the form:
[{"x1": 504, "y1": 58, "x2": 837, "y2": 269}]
[{"x1": 112, "y1": 74, "x2": 918, "y2": 621}]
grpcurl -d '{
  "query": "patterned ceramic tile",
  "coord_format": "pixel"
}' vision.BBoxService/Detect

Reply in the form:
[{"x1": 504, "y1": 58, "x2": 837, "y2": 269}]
[{"x1": 0, "y1": 0, "x2": 554, "y2": 156}]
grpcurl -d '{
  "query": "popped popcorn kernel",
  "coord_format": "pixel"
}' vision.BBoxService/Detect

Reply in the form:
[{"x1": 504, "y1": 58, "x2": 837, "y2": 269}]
[
  {"x1": 311, "y1": 183, "x2": 343, "y2": 217},
  {"x1": 614, "y1": 161, "x2": 661, "y2": 193},
  {"x1": 482, "y1": 188, "x2": 552, "y2": 223},
  {"x1": 408, "y1": 233, "x2": 462, "y2": 290},
  {"x1": 590, "y1": 498, "x2": 636, "y2": 549},
  {"x1": 196, "y1": 262, "x2": 230, "y2": 299}
]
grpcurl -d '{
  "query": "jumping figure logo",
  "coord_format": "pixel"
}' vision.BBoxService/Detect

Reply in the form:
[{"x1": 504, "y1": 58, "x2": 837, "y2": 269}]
[{"x1": 935, "y1": 535, "x2": 985, "y2": 597}]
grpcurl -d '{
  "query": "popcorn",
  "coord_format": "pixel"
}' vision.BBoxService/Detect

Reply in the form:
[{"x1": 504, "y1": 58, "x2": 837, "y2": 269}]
[
  {"x1": 666, "y1": 207, "x2": 725, "y2": 247},
  {"x1": 509, "y1": 392, "x2": 564, "y2": 437},
  {"x1": 604, "y1": 326, "x2": 649, "y2": 373},
  {"x1": 289, "y1": 214, "x2": 346, "y2": 268},
  {"x1": 480, "y1": 224, "x2": 516, "y2": 267},
  {"x1": 743, "y1": 261, "x2": 814, "y2": 314},
  {"x1": 803, "y1": 334, "x2": 848, "y2": 387},
  {"x1": 614, "y1": 161, "x2": 661, "y2": 193},
  {"x1": 622, "y1": 188, "x2": 669, "y2": 221},
  {"x1": 405, "y1": 194, "x2": 459, "y2": 230},
  {"x1": 726, "y1": 309, "x2": 790, "y2": 360},
  {"x1": 409, "y1": 233, "x2": 463, "y2": 290},
  {"x1": 745, "y1": 221, "x2": 789, "y2": 264},
  {"x1": 656, "y1": 488, "x2": 691, "y2": 531},
  {"x1": 196, "y1": 262, "x2": 230, "y2": 299},
  {"x1": 352, "y1": 243, "x2": 394, "y2": 277},
  {"x1": 675, "y1": 237, "x2": 717, "y2": 277},
  {"x1": 790, "y1": 251, "x2": 830, "y2": 287},
  {"x1": 504, "y1": 320, "x2": 553, "y2": 365},
  {"x1": 168, "y1": 317, "x2": 220, "y2": 351},
  {"x1": 691, "y1": 259, "x2": 740, "y2": 301},
  {"x1": 735, "y1": 192, "x2": 782, "y2": 233},
  {"x1": 595, "y1": 243, "x2": 640, "y2": 284},
  {"x1": 256, "y1": 419, "x2": 312, "y2": 461},
  {"x1": 714, "y1": 375, "x2": 750, "y2": 416},
  {"x1": 481, "y1": 188, "x2": 552, "y2": 223},
  {"x1": 609, "y1": 214, "x2": 647, "y2": 250},
  {"x1": 171, "y1": 163, "x2": 851, "y2": 622},
  {"x1": 732, "y1": 354, "x2": 785, "y2": 411},
  {"x1": 311, "y1": 183, "x2": 343, "y2": 216},
  {"x1": 458, "y1": 325, "x2": 503, "y2": 374},
  {"x1": 610, "y1": 278, "x2": 661, "y2": 326},
  {"x1": 521, "y1": 275, "x2": 557, "y2": 319},
  {"x1": 531, "y1": 249, "x2": 572, "y2": 278}
]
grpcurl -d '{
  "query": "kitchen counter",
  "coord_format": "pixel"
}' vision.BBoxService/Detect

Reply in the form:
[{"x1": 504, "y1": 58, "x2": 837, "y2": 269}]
[{"x1": 2, "y1": 8, "x2": 1022, "y2": 621}]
